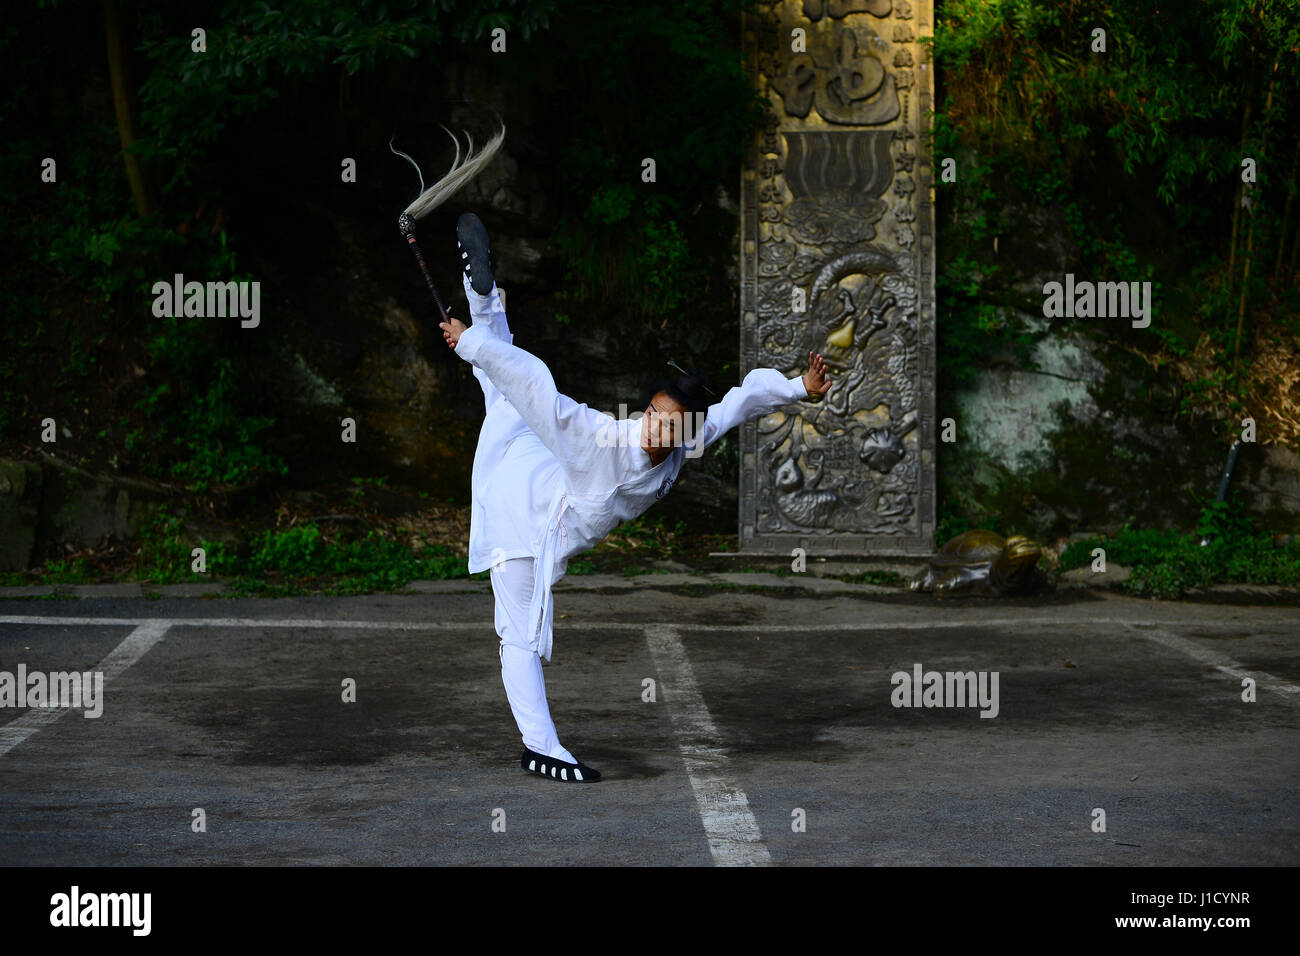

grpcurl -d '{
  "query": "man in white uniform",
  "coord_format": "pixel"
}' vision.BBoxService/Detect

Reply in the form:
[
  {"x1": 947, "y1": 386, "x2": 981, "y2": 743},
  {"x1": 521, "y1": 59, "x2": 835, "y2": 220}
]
[{"x1": 440, "y1": 214, "x2": 831, "y2": 782}]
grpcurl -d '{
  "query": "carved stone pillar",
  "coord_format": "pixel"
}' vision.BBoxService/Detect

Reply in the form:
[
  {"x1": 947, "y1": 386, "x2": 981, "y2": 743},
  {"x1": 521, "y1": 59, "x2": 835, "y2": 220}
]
[{"x1": 739, "y1": 0, "x2": 935, "y2": 556}]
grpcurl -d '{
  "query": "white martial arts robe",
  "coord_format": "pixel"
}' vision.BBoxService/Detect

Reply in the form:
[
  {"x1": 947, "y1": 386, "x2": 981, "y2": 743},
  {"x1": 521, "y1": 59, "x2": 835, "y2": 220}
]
[{"x1": 454, "y1": 277, "x2": 810, "y2": 663}]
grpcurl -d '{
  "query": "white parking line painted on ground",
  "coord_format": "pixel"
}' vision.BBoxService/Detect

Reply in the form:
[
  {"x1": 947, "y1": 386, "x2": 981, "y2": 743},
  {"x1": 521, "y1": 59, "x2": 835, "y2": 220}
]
[
  {"x1": 0, "y1": 620, "x2": 171, "y2": 758},
  {"x1": 644, "y1": 623, "x2": 770, "y2": 867},
  {"x1": 1127, "y1": 624, "x2": 1300, "y2": 704},
  {"x1": 0, "y1": 614, "x2": 1225, "y2": 632}
]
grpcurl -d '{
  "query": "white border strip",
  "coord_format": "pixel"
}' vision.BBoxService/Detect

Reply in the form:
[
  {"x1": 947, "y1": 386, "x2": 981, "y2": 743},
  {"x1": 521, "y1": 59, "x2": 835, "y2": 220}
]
[
  {"x1": 1126, "y1": 624, "x2": 1300, "y2": 703},
  {"x1": 645, "y1": 623, "x2": 770, "y2": 867},
  {"x1": 0, "y1": 620, "x2": 171, "y2": 757},
  {"x1": 0, "y1": 614, "x2": 1240, "y2": 632}
]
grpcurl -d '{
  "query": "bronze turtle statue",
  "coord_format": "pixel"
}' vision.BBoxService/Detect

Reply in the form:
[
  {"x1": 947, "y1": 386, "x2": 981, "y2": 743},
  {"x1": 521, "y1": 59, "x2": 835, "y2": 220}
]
[{"x1": 910, "y1": 530, "x2": 1052, "y2": 597}]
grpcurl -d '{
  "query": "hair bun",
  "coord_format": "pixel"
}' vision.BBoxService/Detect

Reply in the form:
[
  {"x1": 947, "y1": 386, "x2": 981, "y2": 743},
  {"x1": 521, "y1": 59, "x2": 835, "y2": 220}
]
[
  {"x1": 677, "y1": 366, "x2": 714, "y2": 397},
  {"x1": 643, "y1": 361, "x2": 716, "y2": 418}
]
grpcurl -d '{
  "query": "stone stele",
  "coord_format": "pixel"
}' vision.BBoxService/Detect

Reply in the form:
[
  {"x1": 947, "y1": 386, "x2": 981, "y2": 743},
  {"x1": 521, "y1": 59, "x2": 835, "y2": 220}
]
[{"x1": 739, "y1": 0, "x2": 935, "y2": 556}]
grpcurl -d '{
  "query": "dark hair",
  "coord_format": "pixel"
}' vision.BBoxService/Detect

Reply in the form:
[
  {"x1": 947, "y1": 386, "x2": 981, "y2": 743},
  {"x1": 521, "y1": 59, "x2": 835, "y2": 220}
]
[{"x1": 640, "y1": 365, "x2": 715, "y2": 417}]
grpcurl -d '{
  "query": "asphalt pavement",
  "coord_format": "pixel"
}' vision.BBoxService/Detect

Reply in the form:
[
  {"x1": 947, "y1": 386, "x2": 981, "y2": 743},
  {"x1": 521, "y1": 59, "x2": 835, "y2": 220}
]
[{"x1": 0, "y1": 581, "x2": 1296, "y2": 866}]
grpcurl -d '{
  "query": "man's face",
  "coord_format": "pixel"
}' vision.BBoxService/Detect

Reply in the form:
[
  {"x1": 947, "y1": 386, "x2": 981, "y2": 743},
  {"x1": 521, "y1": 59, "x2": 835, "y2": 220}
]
[{"x1": 641, "y1": 392, "x2": 689, "y2": 453}]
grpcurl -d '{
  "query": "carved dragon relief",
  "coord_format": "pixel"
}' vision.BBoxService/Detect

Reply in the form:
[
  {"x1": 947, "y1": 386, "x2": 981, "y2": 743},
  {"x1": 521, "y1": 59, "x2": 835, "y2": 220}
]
[{"x1": 742, "y1": 0, "x2": 931, "y2": 545}]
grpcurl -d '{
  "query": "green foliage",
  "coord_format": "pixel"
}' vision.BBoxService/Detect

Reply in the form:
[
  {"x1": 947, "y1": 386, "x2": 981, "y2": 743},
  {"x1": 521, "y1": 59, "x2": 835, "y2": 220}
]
[
  {"x1": 1057, "y1": 497, "x2": 1300, "y2": 598},
  {"x1": 130, "y1": 510, "x2": 474, "y2": 595},
  {"x1": 222, "y1": 523, "x2": 469, "y2": 596},
  {"x1": 21, "y1": 132, "x2": 182, "y2": 311},
  {"x1": 601, "y1": 513, "x2": 671, "y2": 551},
  {"x1": 935, "y1": 252, "x2": 1036, "y2": 387},
  {"x1": 933, "y1": 507, "x2": 999, "y2": 548},
  {"x1": 0, "y1": 124, "x2": 180, "y2": 426},
  {"x1": 0, "y1": 10, "x2": 286, "y2": 477},
  {"x1": 134, "y1": 319, "x2": 287, "y2": 491},
  {"x1": 1195, "y1": 495, "x2": 1256, "y2": 543},
  {"x1": 3, "y1": 0, "x2": 761, "y2": 470},
  {"x1": 557, "y1": 194, "x2": 699, "y2": 317},
  {"x1": 548, "y1": 0, "x2": 764, "y2": 315},
  {"x1": 136, "y1": 0, "x2": 560, "y2": 174},
  {"x1": 1059, "y1": 527, "x2": 1184, "y2": 573},
  {"x1": 134, "y1": 505, "x2": 234, "y2": 585},
  {"x1": 930, "y1": 0, "x2": 1300, "y2": 432},
  {"x1": 836, "y1": 569, "x2": 906, "y2": 588},
  {"x1": 37, "y1": 558, "x2": 95, "y2": 585},
  {"x1": 930, "y1": 0, "x2": 1261, "y2": 204},
  {"x1": 133, "y1": 506, "x2": 188, "y2": 584}
]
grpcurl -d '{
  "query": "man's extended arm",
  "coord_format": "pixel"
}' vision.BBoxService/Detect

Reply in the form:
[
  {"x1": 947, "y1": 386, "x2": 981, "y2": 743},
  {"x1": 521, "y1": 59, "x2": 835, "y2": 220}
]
[{"x1": 684, "y1": 368, "x2": 810, "y2": 455}]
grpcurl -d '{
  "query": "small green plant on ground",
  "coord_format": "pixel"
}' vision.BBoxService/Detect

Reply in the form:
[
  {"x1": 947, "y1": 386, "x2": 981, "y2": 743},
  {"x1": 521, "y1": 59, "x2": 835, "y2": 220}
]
[
  {"x1": 126, "y1": 508, "x2": 471, "y2": 595},
  {"x1": 836, "y1": 570, "x2": 907, "y2": 588},
  {"x1": 222, "y1": 523, "x2": 469, "y2": 597},
  {"x1": 133, "y1": 505, "x2": 234, "y2": 585},
  {"x1": 1058, "y1": 497, "x2": 1300, "y2": 598},
  {"x1": 37, "y1": 558, "x2": 96, "y2": 585}
]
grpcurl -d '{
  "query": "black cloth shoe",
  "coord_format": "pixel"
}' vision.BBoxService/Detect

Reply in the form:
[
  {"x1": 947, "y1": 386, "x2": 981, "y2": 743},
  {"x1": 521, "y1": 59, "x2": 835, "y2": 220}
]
[
  {"x1": 520, "y1": 747, "x2": 601, "y2": 783},
  {"x1": 457, "y1": 212, "x2": 495, "y2": 295}
]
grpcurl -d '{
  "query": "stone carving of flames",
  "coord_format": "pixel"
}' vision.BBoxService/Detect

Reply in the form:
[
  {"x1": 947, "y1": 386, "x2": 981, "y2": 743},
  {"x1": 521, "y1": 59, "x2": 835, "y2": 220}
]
[{"x1": 779, "y1": 130, "x2": 891, "y2": 245}]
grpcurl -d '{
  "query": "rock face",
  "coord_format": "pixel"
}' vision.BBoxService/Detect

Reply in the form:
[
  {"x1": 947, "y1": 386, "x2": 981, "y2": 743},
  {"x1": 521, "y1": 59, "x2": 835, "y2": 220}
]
[
  {"x1": 41, "y1": 454, "x2": 187, "y2": 557},
  {"x1": 955, "y1": 319, "x2": 1106, "y2": 475},
  {"x1": 0, "y1": 455, "x2": 253, "y2": 571},
  {"x1": 1060, "y1": 563, "x2": 1132, "y2": 588},
  {"x1": 0, "y1": 455, "x2": 179, "y2": 571},
  {"x1": 1236, "y1": 445, "x2": 1300, "y2": 526},
  {"x1": 0, "y1": 459, "x2": 41, "y2": 571},
  {"x1": 941, "y1": 308, "x2": 1298, "y2": 538}
]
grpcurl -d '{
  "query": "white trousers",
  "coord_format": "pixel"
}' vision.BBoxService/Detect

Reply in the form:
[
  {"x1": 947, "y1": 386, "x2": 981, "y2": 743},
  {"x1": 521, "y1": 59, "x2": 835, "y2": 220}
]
[
  {"x1": 490, "y1": 556, "x2": 576, "y2": 763},
  {"x1": 464, "y1": 280, "x2": 575, "y2": 764}
]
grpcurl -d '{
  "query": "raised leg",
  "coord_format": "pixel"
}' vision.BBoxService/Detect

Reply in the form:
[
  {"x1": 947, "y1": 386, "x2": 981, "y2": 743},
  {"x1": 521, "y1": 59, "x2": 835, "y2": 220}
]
[
  {"x1": 463, "y1": 272, "x2": 518, "y2": 416},
  {"x1": 463, "y1": 272, "x2": 511, "y2": 344}
]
